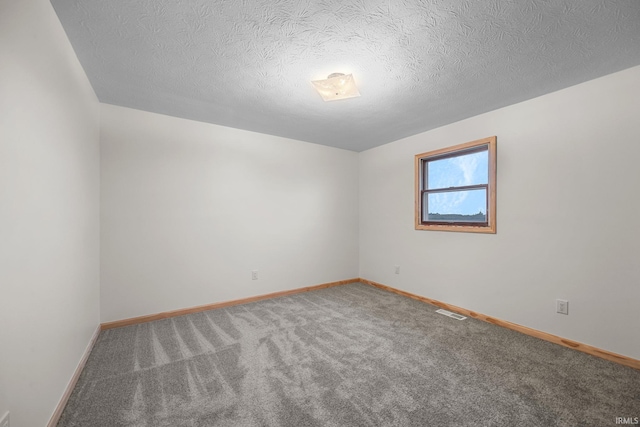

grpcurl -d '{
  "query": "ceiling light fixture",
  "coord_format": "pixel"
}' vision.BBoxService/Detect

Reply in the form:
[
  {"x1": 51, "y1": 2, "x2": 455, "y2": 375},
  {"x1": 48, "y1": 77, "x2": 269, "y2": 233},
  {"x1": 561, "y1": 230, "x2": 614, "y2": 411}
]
[{"x1": 311, "y1": 73, "x2": 360, "y2": 102}]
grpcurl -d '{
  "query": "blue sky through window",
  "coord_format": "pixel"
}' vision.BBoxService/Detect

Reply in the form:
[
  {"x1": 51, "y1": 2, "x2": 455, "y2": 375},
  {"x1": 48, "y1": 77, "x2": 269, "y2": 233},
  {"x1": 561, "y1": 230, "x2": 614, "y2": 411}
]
[{"x1": 427, "y1": 150, "x2": 488, "y2": 215}]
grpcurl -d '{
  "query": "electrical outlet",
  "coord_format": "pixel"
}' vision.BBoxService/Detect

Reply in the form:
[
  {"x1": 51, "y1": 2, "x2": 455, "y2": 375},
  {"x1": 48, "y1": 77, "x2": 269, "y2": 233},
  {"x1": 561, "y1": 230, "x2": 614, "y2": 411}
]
[
  {"x1": 251, "y1": 270, "x2": 258, "y2": 280},
  {"x1": 556, "y1": 299, "x2": 569, "y2": 315},
  {"x1": 0, "y1": 411, "x2": 10, "y2": 427},
  {"x1": 394, "y1": 265, "x2": 400, "y2": 274}
]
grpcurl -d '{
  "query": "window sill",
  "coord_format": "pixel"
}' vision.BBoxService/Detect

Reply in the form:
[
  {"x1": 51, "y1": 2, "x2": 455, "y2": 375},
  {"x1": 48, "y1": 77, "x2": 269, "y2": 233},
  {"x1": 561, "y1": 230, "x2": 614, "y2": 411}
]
[{"x1": 415, "y1": 223, "x2": 496, "y2": 234}]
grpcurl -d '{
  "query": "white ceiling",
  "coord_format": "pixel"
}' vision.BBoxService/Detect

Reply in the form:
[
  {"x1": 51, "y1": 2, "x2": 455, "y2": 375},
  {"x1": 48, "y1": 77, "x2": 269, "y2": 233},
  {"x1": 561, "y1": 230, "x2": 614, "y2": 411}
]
[{"x1": 50, "y1": 0, "x2": 640, "y2": 152}]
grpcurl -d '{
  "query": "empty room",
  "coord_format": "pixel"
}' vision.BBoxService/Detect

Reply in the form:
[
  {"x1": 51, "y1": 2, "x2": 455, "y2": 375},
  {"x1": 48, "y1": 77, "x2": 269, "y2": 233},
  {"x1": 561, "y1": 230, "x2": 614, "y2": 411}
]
[{"x1": 2, "y1": 0, "x2": 640, "y2": 426}]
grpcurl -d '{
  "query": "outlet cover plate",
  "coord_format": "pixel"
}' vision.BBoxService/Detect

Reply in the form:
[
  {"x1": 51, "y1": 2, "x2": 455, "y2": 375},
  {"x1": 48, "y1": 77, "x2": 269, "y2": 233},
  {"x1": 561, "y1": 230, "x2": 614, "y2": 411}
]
[
  {"x1": 556, "y1": 299, "x2": 569, "y2": 315},
  {"x1": 0, "y1": 411, "x2": 10, "y2": 427}
]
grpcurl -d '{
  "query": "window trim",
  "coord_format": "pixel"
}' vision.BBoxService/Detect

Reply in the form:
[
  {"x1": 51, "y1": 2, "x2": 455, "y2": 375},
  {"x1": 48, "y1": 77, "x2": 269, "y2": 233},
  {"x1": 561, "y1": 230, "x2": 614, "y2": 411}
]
[{"x1": 414, "y1": 136, "x2": 497, "y2": 233}]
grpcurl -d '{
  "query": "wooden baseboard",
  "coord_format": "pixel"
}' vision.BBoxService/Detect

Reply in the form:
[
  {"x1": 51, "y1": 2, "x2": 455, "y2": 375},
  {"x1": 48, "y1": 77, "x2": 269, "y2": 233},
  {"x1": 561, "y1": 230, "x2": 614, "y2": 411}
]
[
  {"x1": 360, "y1": 278, "x2": 640, "y2": 371},
  {"x1": 101, "y1": 278, "x2": 360, "y2": 330},
  {"x1": 47, "y1": 325, "x2": 101, "y2": 427}
]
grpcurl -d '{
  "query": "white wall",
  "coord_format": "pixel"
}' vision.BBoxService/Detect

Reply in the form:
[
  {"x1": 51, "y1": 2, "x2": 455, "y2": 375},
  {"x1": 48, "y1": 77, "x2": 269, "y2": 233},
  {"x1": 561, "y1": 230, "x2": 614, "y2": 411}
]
[
  {"x1": 359, "y1": 65, "x2": 640, "y2": 360},
  {"x1": 0, "y1": 0, "x2": 101, "y2": 425},
  {"x1": 100, "y1": 104, "x2": 359, "y2": 322}
]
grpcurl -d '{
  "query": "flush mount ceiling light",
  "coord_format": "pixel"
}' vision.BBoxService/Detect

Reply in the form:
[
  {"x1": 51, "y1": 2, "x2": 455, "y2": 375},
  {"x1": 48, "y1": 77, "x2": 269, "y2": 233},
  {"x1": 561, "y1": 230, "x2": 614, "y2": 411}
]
[{"x1": 311, "y1": 73, "x2": 360, "y2": 102}]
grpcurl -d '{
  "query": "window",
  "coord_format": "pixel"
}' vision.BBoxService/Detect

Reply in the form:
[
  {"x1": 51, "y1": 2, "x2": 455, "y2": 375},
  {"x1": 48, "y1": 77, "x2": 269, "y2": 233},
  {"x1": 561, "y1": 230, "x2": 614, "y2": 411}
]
[{"x1": 415, "y1": 136, "x2": 496, "y2": 233}]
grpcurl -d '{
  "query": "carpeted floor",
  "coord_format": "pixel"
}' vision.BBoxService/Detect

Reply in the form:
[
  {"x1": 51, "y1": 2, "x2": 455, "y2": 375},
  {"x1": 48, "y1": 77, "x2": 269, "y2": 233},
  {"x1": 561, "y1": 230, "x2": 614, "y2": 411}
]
[{"x1": 57, "y1": 283, "x2": 640, "y2": 426}]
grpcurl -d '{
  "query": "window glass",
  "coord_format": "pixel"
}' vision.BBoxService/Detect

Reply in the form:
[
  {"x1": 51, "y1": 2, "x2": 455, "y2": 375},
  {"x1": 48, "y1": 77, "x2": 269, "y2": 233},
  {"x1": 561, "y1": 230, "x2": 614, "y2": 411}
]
[
  {"x1": 423, "y1": 189, "x2": 487, "y2": 222},
  {"x1": 426, "y1": 150, "x2": 488, "y2": 189}
]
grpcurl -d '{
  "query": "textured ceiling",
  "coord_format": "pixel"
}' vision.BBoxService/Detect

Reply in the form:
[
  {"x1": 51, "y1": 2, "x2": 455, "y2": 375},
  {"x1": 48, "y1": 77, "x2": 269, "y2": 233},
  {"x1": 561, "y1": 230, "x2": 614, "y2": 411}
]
[{"x1": 51, "y1": 0, "x2": 640, "y2": 151}]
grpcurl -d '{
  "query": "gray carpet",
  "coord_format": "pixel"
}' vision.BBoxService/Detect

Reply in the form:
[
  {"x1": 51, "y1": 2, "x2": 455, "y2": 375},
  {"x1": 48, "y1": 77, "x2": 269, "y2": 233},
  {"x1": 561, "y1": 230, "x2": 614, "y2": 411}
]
[{"x1": 58, "y1": 283, "x2": 640, "y2": 426}]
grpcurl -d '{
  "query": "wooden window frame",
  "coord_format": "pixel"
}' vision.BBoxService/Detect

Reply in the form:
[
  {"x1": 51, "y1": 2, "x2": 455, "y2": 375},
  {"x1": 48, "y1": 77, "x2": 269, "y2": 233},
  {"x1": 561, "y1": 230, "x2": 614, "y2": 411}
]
[{"x1": 415, "y1": 136, "x2": 496, "y2": 233}]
